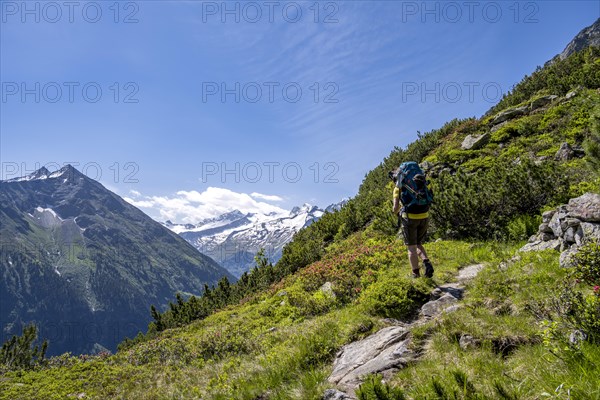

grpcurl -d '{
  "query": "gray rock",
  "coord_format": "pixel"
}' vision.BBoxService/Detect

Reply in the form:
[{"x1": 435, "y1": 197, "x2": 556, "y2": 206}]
[
  {"x1": 564, "y1": 227, "x2": 576, "y2": 243},
  {"x1": 530, "y1": 95, "x2": 558, "y2": 110},
  {"x1": 456, "y1": 264, "x2": 485, "y2": 281},
  {"x1": 322, "y1": 389, "x2": 353, "y2": 400},
  {"x1": 419, "y1": 161, "x2": 433, "y2": 172},
  {"x1": 490, "y1": 120, "x2": 509, "y2": 133},
  {"x1": 491, "y1": 106, "x2": 528, "y2": 125},
  {"x1": 567, "y1": 193, "x2": 600, "y2": 222},
  {"x1": 421, "y1": 293, "x2": 459, "y2": 318},
  {"x1": 565, "y1": 89, "x2": 579, "y2": 100},
  {"x1": 538, "y1": 222, "x2": 554, "y2": 234},
  {"x1": 542, "y1": 210, "x2": 556, "y2": 223},
  {"x1": 569, "y1": 330, "x2": 588, "y2": 345},
  {"x1": 461, "y1": 133, "x2": 490, "y2": 150},
  {"x1": 565, "y1": 218, "x2": 581, "y2": 228},
  {"x1": 574, "y1": 225, "x2": 585, "y2": 246},
  {"x1": 549, "y1": 210, "x2": 566, "y2": 237},
  {"x1": 580, "y1": 222, "x2": 600, "y2": 243},
  {"x1": 320, "y1": 282, "x2": 336, "y2": 298},
  {"x1": 540, "y1": 232, "x2": 556, "y2": 241},
  {"x1": 559, "y1": 245, "x2": 579, "y2": 268},
  {"x1": 459, "y1": 334, "x2": 479, "y2": 350},
  {"x1": 555, "y1": 142, "x2": 575, "y2": 161},
  {"x1": 519, "y1": 239, "x2": 562, "y2": 252},
  {"x1": 328, "y1": 326, "x2": 411, "y2": 390}
]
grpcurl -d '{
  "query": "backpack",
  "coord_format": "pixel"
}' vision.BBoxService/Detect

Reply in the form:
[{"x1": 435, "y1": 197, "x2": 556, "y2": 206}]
[{"x1": 395, "y1": 162, "x2": 433, "y2": 212}]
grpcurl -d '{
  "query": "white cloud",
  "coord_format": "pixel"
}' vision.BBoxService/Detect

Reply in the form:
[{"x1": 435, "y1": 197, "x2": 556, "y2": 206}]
[
  {"x1": 123, "y1": 197, "x2": 155, "y2": 208},
  {"x1": 129, "y1": 190, "x2": 141, "y2": 197},
  {"x1": 250, "y1": 192, "x2": 284, "y2": 202},
  {"x1": 123, "y1": 187, "x2": 287, "y2": 224}
]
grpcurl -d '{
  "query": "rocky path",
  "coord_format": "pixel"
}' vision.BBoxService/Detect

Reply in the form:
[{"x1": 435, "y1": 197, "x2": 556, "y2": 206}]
[{"x1": 324, "y1": 264, "x2": 486, "y2": 400}]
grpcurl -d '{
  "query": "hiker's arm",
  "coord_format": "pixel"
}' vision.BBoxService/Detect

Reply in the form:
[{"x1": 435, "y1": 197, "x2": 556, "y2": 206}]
[{"x1": 392, "y1": 187, "x2": 400, "y2": 214}]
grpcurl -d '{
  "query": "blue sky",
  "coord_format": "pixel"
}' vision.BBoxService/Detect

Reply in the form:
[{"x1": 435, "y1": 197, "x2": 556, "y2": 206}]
[{"x1": 1, "y1": 1, "x2": 598, "y2": 223}]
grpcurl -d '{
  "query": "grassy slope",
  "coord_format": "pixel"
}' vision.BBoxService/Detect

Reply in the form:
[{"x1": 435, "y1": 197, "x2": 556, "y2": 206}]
[
  {"x1": 3, "y1": 234, "x2": 599, "y2": 399},
  {"x1": 0, "y1": 233, "x2": 518, "y2": 399}
]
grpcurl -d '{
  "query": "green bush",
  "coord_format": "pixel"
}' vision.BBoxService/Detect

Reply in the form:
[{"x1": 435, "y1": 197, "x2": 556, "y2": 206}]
[
  {"x1": 571, "y1": 242, "x2": 600, "y2": 285},
  {"x1": 356, "y1": 374, "x2": 406, "y2": 400},
  {"x1": 505, "y1": 214, "x2": 542, "y2": 241},
  {"x1": 360, "y1": 274, "x2": 431, "y2": 320}
]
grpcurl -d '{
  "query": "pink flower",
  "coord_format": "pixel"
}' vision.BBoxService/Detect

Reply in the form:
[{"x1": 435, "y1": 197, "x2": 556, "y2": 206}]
[{"x1": 594, "y1": 285, "x2": 599, "y2": 293}]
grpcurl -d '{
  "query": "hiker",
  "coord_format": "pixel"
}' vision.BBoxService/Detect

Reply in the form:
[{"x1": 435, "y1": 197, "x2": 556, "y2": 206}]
[{"x1": 390, "y1": 162, "x2": 434, "y2": 278}]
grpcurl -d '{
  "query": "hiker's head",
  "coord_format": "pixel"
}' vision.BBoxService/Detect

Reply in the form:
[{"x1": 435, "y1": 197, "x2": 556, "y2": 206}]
[{"x1": 388, "y1": 170, "x2": 398, "y2": 183}]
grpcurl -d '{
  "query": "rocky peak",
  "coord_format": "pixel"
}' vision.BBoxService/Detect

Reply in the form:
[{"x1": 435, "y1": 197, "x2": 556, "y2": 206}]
[{"x1": 559, "y1": 18, "x2": 600, "y2": 60}]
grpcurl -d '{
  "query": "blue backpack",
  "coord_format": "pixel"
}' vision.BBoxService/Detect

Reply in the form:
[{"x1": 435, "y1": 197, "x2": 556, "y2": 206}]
[{"x1": 395, "y1": 162, "x2": 433, "y2": 210}]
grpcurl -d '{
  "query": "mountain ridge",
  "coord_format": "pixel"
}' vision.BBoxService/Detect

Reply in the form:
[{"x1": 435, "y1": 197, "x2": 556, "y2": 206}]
[
  {"x1": 163, "y1": 199, "x2": 348, "y2": 277},
  {"x1": 0, "y1": 165, "x2": 234, "y2": 355}
]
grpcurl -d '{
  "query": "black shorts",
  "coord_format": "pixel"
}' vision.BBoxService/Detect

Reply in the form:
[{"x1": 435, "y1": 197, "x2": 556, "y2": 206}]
[{"x1": 400, "y1": 216, "x2": 429, "y2": 245}]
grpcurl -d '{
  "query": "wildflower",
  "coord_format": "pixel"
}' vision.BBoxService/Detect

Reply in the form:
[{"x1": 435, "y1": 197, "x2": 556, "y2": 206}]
[{"x1": 594, "y1": 285, "x2": 599, "y2": 294}]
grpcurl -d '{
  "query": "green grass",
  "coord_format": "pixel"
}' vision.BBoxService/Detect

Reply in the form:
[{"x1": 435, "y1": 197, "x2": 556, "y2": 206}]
[
  {"x1": 2, "y1": 232, "x2": 599, "y2": 400},
  {"x1": 0, "y1": 234, "x2": 517, "y2": 400}
]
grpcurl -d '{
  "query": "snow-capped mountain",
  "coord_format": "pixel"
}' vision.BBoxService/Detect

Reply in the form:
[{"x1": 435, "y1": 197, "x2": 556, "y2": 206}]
[
  {"x1": 1, "y1": 165, "x2": 233, "y2": 355},
  {"x1": 163, "y1": 200, "x2": 347, "y2": 277}
]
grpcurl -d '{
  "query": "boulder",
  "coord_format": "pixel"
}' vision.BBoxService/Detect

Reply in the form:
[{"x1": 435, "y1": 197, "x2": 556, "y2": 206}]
[
  {"x1": 564, "y1": 227, "x2": 577, "y2": 243},
  {"x1": 530, "y1": 95, "x2": 558, "y2": 110},
  {"x1": 420, "y1": 293, "x2": 459, "y2": 318},
  {"x1": 328, "y1": 326, "x2": 412, "y2": 390},
  {"x1": 419, "y1": 161, "x2": 433, "y2": 172},
  {"x1": 555, "y1": 142, "x2": 575, "y2": 161},
  {"x1": 461, "y1": 133, "x2": 490, "y2": 150},
  {"x1": 565, "y1": 91, "x2": 577, "y2": 100},
  {"x1": 542, "y1": 210, "x2": 556, "y2": 223},
  {"x1": 538, "y1": 222, "x2": 554, "y2": 234},
  {"x1": 519, "y1": 239, "x2": 562, "y2": 252},
  {"x1": 559, "y1": 245, "x2": 579, "y2": 268},
  {"x1": 549, "y1": 208, "x2": 567, "y2": 237},
  {"x1": 490, "y1": 120, "x2": 509, "y2": 133},
  {"x1": 322, "y1": 389, "x2": 354, "y2": 400},
  {"x1": 320, "y1": 282, "x2": 336, "y2": 298},
  {"x1": 491, "y1": 106, "x2": 528, "y2": 125},
  {"x1": 579, "y1": 222, "x2": 600, "y2": 243},
  {"x1": 566, "y1": 193, "x2": 600, "y2": 222}
]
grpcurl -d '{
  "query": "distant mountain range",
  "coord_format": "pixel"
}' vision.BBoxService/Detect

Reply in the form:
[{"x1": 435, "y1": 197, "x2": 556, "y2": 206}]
[
  {"x1": 163, "y1": 200, "x2": 348, "y2": 277},
  {"x1": 0, "y1": 165, "x2": 234, "y2": 355}
]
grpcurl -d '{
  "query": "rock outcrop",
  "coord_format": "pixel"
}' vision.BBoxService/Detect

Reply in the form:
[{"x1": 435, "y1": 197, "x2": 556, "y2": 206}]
[
  {"x1": 520, "y1": 193, "x2": 600, "y2": 267},
  {"x1": 461, "y1": 133, "x2": 490, "y2": 150}
]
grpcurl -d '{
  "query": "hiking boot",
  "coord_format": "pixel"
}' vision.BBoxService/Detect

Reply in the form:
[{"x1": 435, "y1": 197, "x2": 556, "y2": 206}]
[
  {"x1": 411, "y1": 269, "x2": 421, "y2": 278},
  {"x1": 424, "y1": 259, "x2": 434, "y2": 278}
]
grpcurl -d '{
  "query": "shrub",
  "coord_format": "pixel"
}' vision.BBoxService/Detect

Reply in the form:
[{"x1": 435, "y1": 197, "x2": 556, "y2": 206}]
[
  {"x1": 360, "y1": 274, "x2": 431, "y2": 320},
  {"x1": 356, "y1": 374, "x2": 406, "y2": 400},
  {"x1": 571, "y1": 242, "x2": 600, "y2": 286},
  {"x1": 505, "y1": 214, "x2": 542, "y2": 241}
]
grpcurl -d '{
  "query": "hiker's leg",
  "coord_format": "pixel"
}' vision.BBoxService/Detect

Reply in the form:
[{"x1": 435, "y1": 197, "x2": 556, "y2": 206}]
[
  {"x1": 416, "y1": 218, "x2": 430, "y2": 260},
  {"x1": 407, "y1": 245, "x2": 420, "y2": 272},
  {"x1": 416, "y1": 245, "x2": 429, "y2": 261}
]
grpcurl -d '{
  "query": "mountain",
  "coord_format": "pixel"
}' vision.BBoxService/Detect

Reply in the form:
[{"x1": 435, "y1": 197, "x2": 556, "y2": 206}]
[
  {"x1": 163, "y1": 201, "x2": 347, "y2": 277},
  {"x1": 559, "y1": 17, "x2": 600, "y2": 60},
  {"x1": 0, "y1": 165, "x2": 234, "y2": 355}
]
